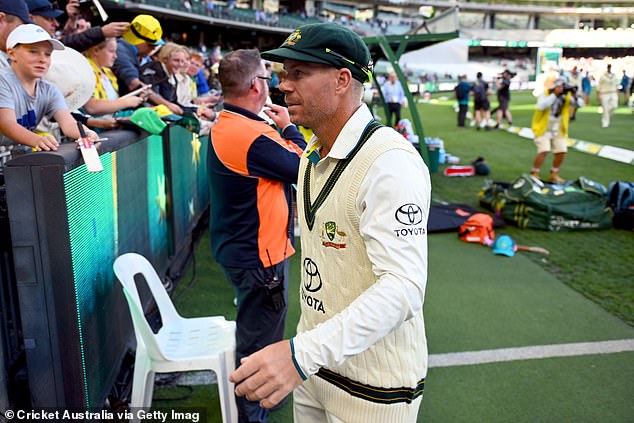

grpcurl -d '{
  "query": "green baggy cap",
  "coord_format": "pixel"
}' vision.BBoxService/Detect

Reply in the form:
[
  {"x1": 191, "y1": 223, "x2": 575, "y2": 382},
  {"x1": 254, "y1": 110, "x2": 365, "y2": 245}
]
[
  {"x1": 261, "y1": 23, "x2": 373, "y2": 83},
  {"x1": 130, "y1": 107, "x2": 167, "y2": 135}
]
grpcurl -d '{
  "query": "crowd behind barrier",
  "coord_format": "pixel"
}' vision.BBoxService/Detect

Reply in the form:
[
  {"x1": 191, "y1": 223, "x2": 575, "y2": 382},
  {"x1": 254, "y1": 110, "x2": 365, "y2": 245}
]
[{"x1": 0, "y1": 121, "x2": 210, "y2": 407}]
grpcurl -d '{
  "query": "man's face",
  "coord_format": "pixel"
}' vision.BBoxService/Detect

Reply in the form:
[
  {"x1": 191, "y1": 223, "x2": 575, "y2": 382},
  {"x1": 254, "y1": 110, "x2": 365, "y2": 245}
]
[
  {"x1": 0, "y1": 13, "x2": 25, "y2": 52},
  {"x1": 8, "y1": 41, "x2": 53, "y2": 79},
  {"x1": 252, "y1": 62, "x2": 269, "y2": 108},
  {"x1": 136, "y1": 41, "x2": 153, "y2": 57},
  {"x1": 279, "y1": 60, "x2": 339, "y2": 129},
  {"x1": 31, "y1": 15, "x2": 59, "y2": 37}
]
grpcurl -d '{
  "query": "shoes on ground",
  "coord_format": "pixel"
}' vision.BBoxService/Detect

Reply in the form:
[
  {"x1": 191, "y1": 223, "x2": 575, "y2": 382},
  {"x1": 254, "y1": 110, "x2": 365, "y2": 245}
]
[{"x1": 549, "y1": 172, "x2": 565, "y2": 184}]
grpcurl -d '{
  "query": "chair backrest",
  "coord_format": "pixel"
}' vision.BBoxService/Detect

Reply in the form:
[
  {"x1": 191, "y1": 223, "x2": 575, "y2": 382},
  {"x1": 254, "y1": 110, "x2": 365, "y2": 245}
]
[
  {"x1": 113, "y1": 253, "x2": 180, "y2": 324},
  {"x1": 113, "y1": 253, "x2": 179, "y2": 360}
]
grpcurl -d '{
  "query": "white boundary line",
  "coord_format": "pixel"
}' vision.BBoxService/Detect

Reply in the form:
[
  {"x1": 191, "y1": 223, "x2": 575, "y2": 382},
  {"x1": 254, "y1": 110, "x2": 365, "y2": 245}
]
[{"x1": 429, "y1": 339, "x2": 634, "y2": 368}]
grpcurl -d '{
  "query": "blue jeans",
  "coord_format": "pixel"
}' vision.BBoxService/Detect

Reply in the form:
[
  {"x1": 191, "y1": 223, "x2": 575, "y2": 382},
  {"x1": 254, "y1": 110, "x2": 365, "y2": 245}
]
[{"x1": 222, "y1": 260, "x2": 290, "y2": 423}]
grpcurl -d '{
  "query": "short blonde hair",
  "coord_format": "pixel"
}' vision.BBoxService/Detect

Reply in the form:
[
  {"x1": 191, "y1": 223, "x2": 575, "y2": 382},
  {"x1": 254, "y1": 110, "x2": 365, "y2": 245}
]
[{"x1": 157, "y1": 42, "x2": 190, "y2": 64}]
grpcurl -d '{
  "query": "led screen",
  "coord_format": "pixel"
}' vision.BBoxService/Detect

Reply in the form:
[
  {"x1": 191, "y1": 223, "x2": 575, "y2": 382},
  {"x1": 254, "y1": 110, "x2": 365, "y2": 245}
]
[{"x1": 63, "y1": 135, "x2": 168, "y2": 407}]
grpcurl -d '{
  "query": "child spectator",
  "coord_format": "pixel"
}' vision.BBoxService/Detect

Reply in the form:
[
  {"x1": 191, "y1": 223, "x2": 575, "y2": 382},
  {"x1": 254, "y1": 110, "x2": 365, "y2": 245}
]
[
  {"x1": 82, "y1": 37, "x2": 147, "y2": 119},
  {"x1": 0, "y1": 24, "x2": 97, "y2": 153}
]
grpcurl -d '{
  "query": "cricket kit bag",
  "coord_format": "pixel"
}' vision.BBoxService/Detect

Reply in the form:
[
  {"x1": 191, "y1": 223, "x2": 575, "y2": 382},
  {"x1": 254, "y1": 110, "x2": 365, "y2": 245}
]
[
  {"x1": 479, "y1": 174, "x2": 613, "y2": 231},
  {"x1": 458, "y1": 213, "x2": 495, "y2": 245},
  {"x1": 607, "y1": 181, "x2": 634, "y2": 230}
]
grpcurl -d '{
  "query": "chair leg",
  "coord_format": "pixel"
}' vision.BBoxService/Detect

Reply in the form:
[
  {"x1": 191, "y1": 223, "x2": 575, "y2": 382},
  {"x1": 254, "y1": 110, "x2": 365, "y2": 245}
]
[
  {"x1": 217, "y1": 350, "x2": 238, "y2": 423},
  {"x1": 130, "y1": 355, "x2": 155, "y2": 412}
]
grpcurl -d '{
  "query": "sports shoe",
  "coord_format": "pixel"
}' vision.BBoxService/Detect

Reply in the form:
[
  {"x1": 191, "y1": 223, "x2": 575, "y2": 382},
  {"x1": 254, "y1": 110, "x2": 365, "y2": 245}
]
[
  {"x1": 530, "y1": 171, "x2": 540, "y2": 179},
  {"x1": 549, "y1": 172, "x2": 565, "y2": 184}
]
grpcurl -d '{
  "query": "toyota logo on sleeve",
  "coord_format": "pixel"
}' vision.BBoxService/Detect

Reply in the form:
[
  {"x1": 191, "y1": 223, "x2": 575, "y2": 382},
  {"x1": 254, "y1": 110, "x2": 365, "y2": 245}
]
[{"x1": 395, "y1": 203, "x2": 423, "y2": 225}]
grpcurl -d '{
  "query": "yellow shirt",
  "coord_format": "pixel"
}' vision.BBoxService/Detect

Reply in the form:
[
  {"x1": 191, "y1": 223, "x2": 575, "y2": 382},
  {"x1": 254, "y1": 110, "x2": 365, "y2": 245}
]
[{"x1": 87, "y1": 57, "x2": 119, "y2": 100}]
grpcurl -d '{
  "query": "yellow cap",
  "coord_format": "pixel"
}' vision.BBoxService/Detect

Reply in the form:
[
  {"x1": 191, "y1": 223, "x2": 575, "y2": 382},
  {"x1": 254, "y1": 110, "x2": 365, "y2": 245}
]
[
  {"x1": 122, "y1": 15, "x2": 163, "y2": 46},
  {"x1": 152, "y1": 104, "x2": 173, "y2": 117}
]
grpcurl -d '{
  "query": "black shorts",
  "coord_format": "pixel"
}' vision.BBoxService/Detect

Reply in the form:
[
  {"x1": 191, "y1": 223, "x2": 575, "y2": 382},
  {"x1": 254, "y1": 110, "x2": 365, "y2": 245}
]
[
  {"x1": 498, "y1": 96, "x2": 510, "y2": 111},
  {"x1": 474, "y1": 99, "x2": 489, "y2": 111}
]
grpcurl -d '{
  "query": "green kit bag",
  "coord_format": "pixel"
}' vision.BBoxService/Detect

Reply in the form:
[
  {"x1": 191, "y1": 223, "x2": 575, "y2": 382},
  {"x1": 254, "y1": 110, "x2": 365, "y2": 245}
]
[{"x1": 479, "y1": 174, "x2": 613, "y2": 231}]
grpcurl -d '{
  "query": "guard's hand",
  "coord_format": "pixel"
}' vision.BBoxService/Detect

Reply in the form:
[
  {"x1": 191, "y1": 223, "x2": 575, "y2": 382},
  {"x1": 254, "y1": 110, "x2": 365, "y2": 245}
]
[
  {"x1": 230, "y1": 340, "x2": 304, "y2": 409},
  {"x1": 263, "y1": 103, "x2": 291, "y2": 129}
]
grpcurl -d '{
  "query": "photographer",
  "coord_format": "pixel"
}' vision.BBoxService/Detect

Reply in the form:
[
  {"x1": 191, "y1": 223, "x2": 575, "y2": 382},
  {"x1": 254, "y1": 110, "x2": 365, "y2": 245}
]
[
  {"x1": 494, "y1": 69, "x2": 514, "y2": 128},
  {"x1": 530, "y1": 78, "x2": 583, "y2": 183}
]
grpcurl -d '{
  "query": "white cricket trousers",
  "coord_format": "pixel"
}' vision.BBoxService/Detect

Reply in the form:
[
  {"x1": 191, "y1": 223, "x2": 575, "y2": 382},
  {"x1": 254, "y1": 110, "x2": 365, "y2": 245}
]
[
  {"x1": 293, "y1": 377, "x2": 422, "y2": 423},
  {"x1": 600, "y1": 92, "x2": 618, "y2": 127}
]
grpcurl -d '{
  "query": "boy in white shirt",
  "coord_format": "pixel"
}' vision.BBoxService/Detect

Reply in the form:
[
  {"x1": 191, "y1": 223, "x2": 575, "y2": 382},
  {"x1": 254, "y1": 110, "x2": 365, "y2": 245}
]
[{"x1": 0, "y1": 24, "x2": 97, "y2": 154}]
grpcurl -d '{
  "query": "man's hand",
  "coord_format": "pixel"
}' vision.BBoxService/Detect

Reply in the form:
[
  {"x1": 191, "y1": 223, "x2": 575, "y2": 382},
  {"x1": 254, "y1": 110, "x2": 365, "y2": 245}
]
[
  {"x1": 101, "y1": 22, "x2": 130, "y2": 38},
  {"x1": 263, "y1": 103, "x2": 291, "y2": 129},
  {"x1": 66, "y1": 0, "x2": 80, "y2": 17},
  {"x1": 230, "y1": 340, "x2": 304, "y2": 409}
]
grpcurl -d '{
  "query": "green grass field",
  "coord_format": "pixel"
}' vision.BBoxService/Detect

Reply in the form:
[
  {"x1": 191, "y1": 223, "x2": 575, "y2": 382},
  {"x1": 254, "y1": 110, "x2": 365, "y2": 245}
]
[
  {"x1": 151, "y1": 91, "x2": 633, "y2": 422},
  {"x1": 399, "y1": 91, "x2": 634, "y2": 327}
]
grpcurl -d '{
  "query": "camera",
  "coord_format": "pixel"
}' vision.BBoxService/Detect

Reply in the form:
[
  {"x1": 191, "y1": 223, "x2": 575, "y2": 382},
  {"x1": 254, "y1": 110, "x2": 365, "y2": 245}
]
[{"x1": 562, "y1": 84, "x2": 578, "y2": 95}]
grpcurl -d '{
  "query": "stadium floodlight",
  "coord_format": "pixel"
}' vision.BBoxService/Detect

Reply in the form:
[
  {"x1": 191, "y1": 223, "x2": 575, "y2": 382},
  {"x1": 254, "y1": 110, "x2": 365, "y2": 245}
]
[{"x1": 418, "y1": 5, "x2": 435, "y2": 19}]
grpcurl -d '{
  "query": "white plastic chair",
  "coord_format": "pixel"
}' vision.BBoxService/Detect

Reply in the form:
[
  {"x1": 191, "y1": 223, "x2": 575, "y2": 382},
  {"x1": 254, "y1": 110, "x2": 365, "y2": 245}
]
[{"x1": 113, "y1": 253, "x2": 238, "y2": 423}]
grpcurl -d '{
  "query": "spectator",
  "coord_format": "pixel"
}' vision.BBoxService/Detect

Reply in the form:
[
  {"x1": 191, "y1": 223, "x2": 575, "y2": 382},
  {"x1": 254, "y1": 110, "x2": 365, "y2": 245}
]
[
  {"x1": 530, "y1": 77, "x2": 583, "y2": 183},
  {"x1": 25, "y1": 0, "x2": 61, "y2": 36},
  {"x1": 186, "y1": 53, "x2": 222, "y2": 115},
  {"x1": 233, "y1": 22, "x2": 430, "y2": 422},
  {"x1": 26, "y1": 0, "x2": 129, "y2": 53},
  {"x1": 581, "y1": 70, "x2": 592, "y2": 106},
  {"x1": 112, "y1": 15, "x2": 183, "y2": 115},
  {"x1": 208, "y1": 48, "x2": 305, "y2": 423},
  {"x1": 495, "y1": 69, "x2": 513, "y2": 127},
  {"x1": 596, "y1": 64, "x2": 619, "y2": 128},
  {"x1": 154, "y1": 43, "x2": 217, "y2": 121},
  {"x1": 0, "y1": 0, "x2": 32, "y2": 69},
  {"x1": 153, "y1": 42, "x2": 188, "y2": 106},
  {"x1": 454, "y1": 74, "x2": 470, "y2": 127},
  {"x1": 265, "y1": 61, "x2": 279, "y2": 88},
  {"x1": 619, "y1": 69, "x2": 630, "y2": 106},
  {"x1": 567, "y1": 67, "x2": 581, "y2": 120},
  {"x1": 187, "y1": 52, "x2": 211, "y2": 96},
  {"x1": 381, "y1": 71, "x2": 405, "y2": 127},
  {"x1": 64, "y1": 16, "x2": 90, "y2": 36},
  {"x1": 471, "y1": 71, "x2": 492, "y2": 130},
  {"x1": 0, "y1": 24, "x2": 98, "y2": 155},
  {"x1": 82, "y1": 38, "x2": 147, "y2": 121}
]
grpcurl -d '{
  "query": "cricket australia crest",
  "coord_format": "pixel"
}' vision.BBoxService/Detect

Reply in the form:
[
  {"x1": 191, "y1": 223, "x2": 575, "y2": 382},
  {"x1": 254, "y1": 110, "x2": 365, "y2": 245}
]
[{"x1": 321, "y1": 221, "x2": 347, "y2": 249}]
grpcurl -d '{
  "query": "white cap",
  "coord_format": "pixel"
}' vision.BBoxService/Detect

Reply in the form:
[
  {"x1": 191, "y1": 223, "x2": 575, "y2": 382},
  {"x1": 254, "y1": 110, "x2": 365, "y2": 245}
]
[{"x1": 6, "y1": 24, "x2": 64, "y2": 51}]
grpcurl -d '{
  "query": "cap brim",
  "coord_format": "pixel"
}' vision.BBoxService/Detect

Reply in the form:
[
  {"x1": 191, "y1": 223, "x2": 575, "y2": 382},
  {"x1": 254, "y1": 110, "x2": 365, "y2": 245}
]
[
  {"x1": 33, "y1": 10, "x2": 64, "y2": 18},
  {"x1": 492, "y1": 249, "x2": 515, "y2": 257},
  {"x1": 261, "y1": 47, "x2": 333, "y2": 66},
  {"x1": 50, "y1": 39, "x2": 65, "y2": 50}
]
